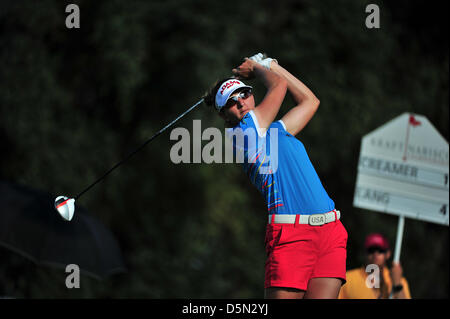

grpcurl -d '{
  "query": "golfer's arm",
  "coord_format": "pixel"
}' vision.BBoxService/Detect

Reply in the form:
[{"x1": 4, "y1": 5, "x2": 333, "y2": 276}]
[
  {"x1": 252, "y1": 64, "x2": 287, "y2": 130},
  {"x1": 271, "y1": 63, "x2": 320, "y2": 136}
]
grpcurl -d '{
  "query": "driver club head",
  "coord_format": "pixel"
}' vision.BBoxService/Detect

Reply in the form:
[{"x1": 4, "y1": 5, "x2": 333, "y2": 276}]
[{"x1": 54, "y1": 196, "x2": 75, "y2": 221}]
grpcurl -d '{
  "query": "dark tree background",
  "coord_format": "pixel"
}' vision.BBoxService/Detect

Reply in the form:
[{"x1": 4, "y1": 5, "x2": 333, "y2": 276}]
[{"x1": 0, "y1": 0, "x2": 448, "y2": 298}]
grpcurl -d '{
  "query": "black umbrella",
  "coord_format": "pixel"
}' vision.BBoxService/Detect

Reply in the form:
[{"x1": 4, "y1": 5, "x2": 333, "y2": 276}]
[{"x1": 0, "y1": 180, "x2": 126, "y2": 279}]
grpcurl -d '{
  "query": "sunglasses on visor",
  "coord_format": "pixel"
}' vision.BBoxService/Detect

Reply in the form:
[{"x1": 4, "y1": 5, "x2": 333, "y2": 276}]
[{"x1": 224, "y1": 89, "x2": 253, "y2": 108}]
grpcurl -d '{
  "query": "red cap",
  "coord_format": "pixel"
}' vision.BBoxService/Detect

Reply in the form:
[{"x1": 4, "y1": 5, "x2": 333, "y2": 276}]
[{"x1": 364, "y1": 233, "x2": 390, "y2": 250}]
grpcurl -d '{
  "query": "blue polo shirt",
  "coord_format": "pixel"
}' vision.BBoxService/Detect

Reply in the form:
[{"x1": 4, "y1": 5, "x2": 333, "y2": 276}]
[{"x1": 226, "y1": 110, "x2": 335, "y2": 215}]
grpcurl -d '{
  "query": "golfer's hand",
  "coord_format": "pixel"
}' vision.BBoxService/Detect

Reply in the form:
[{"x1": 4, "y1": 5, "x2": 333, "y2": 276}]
[
  {"x1": 390, "y1": 262, "x2": 403, "y2": 285},
  {"x1": 249, "y1": 52, "x2": 278, "y2": 70},
  {"x1": 232, "y1": 58, "x2": 258, "y2": 80}
]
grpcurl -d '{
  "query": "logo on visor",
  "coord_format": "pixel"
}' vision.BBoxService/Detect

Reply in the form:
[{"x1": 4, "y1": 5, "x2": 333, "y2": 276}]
[{"x1": 220, "y1": 80, "x2": 241, "y2": 95}]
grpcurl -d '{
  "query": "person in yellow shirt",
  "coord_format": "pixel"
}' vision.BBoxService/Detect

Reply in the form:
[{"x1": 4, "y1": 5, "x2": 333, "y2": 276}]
[{"x1": 339, "y1": 233, "x2": 411, "y2": 299}]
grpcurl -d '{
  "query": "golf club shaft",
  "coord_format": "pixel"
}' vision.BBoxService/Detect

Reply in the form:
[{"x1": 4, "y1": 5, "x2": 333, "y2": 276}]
[{"x1": 74, "y1": 98, "x2": 204, "y2": 200}]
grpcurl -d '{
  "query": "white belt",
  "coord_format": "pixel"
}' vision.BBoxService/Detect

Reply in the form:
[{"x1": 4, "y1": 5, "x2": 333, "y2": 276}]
[{"x1": 268, "y1": 210, "x2": 340, "y2": 226}]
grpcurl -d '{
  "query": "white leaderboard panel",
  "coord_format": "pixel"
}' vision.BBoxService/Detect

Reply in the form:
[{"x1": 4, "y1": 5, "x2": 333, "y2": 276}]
[
  {"x1": 353, "y1": 113, "x2": 449, "y2": 226},
  {"x1": 354, "y1": 157, "x2": 449, "y2": 225}
]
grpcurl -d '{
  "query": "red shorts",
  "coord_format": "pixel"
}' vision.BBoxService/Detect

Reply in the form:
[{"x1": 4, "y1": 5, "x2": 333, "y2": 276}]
[{"x1": 264, "y1": 218, "x2": 348, "y2": 291}]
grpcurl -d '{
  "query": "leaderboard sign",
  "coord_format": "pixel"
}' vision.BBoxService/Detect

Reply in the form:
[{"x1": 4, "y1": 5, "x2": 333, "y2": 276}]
[{"x1": 354, "y1": 113, "x2": 449, "y2": 226}]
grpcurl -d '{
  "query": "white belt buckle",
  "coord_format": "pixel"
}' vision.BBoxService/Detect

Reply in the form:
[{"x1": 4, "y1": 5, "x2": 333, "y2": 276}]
[{"x1": 309, "y1": 214, "x2": 326, "y2": 226}]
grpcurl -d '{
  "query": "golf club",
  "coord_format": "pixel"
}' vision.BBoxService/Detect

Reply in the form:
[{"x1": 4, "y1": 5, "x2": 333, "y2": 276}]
[{"x1": 55, "y1": 98, "x2": 204, "y2": 221}]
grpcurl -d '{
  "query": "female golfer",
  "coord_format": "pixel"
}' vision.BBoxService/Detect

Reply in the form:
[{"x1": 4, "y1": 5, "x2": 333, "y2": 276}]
[{"x1": 204, "y1": 54, "x2": 347, "y2": 299}]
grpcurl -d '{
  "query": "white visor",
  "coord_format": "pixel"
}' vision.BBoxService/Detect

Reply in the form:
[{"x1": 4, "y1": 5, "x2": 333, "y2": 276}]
[{"x1": 215, "y1": 79, "x2": 252, "y2": 111}]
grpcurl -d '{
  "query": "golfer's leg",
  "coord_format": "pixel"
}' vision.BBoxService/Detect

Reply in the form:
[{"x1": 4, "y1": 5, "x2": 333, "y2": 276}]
[
  {"x1": 265, "y1": 287, "x2": 305, "y2": 299},
  {"x1": 304, "y1": 278, "x2": 343, "y2": 299}
]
